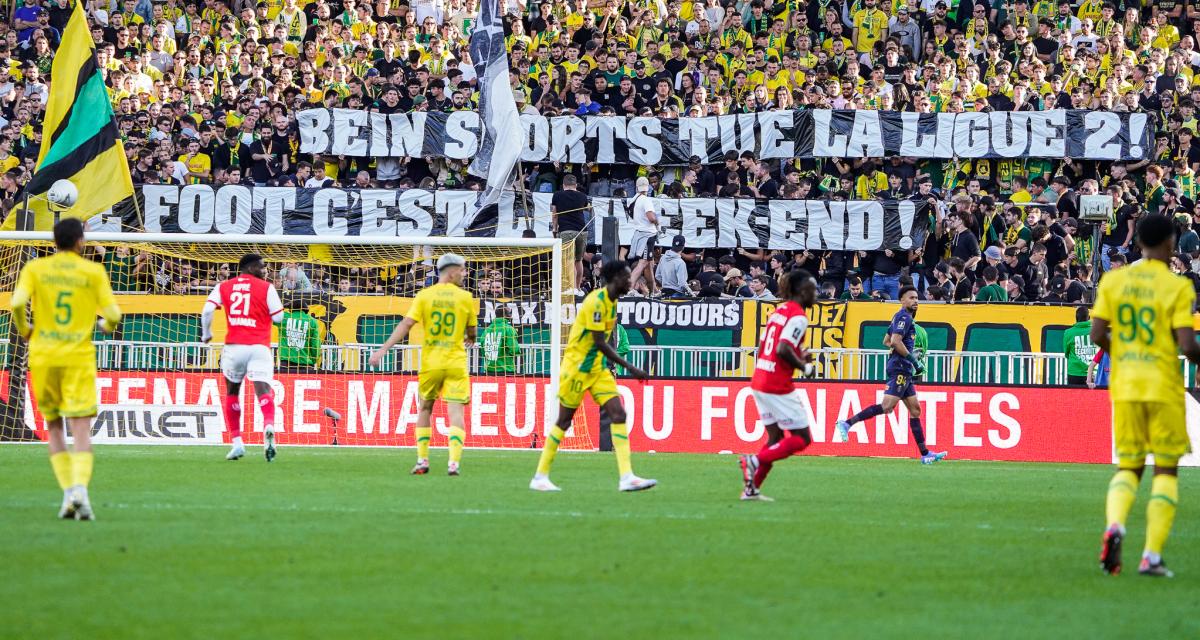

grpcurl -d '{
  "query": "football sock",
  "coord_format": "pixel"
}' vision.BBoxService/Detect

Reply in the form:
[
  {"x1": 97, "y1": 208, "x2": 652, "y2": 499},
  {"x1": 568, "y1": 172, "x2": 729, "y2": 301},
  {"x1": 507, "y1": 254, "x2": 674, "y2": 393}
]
[
  {"x1": 257, "y1": 390, "x2": 276, "y2": 431},
  {"x1": 415, "y1": 427, "x2": 432, "y2": 460},
  {"x1": 1105, "y1": 469, "x2": 1140, "y2": 529},
  {"x1": 222, "y1": 394, "x2": 242, "y2": 439},
  {"x1": 536, "y1": 426, "x2": 567, "y2": 476},
  {"x1": 1144, "y1": 474, "x2": 1179, "y2": 556},
  {"x1": 70, "y1": 451, "x2": 93, "y2": 488},
  {"x1": 448, "y1": 426, "x2": 466, "y2": 464},
  {"x1": 909, "y1": 417, "x2": 929, "y2": 456},
  {"x1": 49, "y1": 451, "x2": 72, "y2": 490},
  {"x1": 752, "y1": 433, "x2": 810, "y2": 488},
  {"x1": 848, "y1": 404, "x2": 884, "y2": 425},
  {"x1": 611, "y1": 422, "x2": 632, "y2": 477}
]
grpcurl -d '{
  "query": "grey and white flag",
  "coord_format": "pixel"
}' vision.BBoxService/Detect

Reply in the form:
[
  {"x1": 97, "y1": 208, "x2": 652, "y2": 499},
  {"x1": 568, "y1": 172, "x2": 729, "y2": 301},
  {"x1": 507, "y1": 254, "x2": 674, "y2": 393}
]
[{"x1": 462, "y1": 0, "x2": 521, "y2": 232}]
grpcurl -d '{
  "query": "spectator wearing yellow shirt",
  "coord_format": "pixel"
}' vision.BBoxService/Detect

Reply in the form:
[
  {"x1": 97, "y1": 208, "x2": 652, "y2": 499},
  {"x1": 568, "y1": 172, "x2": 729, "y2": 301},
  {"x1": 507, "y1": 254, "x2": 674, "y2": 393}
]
[
  {"x1": 178, "y1": 139, "x2": 212, "y2": 185},
  {"x1": 852, "y1": 0, "x2": 888, "y2": 55}
]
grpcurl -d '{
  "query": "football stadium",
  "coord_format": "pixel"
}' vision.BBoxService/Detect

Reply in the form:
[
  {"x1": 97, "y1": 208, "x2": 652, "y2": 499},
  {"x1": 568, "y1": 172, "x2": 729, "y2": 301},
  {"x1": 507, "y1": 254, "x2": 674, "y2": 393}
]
[{"x1": 1, "y1": 0, "x2": 1198, "y2": 636}]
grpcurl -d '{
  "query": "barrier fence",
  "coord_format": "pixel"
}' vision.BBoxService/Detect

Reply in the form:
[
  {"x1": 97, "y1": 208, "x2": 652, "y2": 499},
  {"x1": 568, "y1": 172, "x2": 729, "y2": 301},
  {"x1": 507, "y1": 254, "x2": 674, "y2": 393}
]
[{"x1": 17, "y1": 341, "x2": 1186, "y2": 387}]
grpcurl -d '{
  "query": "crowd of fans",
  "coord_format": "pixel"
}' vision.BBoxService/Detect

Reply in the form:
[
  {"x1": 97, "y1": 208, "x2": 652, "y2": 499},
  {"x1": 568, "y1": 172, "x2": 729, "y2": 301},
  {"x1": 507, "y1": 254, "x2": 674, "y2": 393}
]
[{"x1": 4, "y1": 0, "x2": 1200, "y2": 301}]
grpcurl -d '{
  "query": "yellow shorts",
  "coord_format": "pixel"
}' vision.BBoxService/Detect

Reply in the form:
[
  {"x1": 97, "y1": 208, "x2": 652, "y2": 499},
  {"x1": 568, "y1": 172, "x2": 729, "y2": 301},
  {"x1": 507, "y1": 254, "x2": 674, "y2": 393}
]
[
  {"x1": 1113, "y1": 400, "x2": 1191, "y2": 469},
  {"x1": 31, "y1": 366, "x2": 98, "y2": 423},
  {"x1": 558, "y1": 368, "x2": 619, "y2": 409},
  {"x1": 418, "y1": 367, "x2": 470, "y2": 404}
]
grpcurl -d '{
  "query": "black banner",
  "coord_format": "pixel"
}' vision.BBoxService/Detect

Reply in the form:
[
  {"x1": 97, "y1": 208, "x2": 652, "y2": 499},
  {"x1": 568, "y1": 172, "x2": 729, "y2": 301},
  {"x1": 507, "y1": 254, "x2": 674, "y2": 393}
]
[
  {"x1": 105, "y1": 185, "x2": 932, "y2": 250},
  {"x1": 297, "y1": 108, "x2": 1153, "y2": 164}
]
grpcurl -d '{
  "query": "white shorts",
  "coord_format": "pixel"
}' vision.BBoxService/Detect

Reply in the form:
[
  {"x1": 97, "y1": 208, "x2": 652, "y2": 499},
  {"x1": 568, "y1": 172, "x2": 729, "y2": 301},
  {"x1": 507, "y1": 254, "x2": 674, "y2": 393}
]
[
  {"x1": 629, "y1": 232, "x2": 657, "y2": 262},
  {"x1": 752, "y1": 389, "x2": 810, "y2": 430},
  {"x1": 221, "y1": 344, "x2": 274, "y2": 383}
]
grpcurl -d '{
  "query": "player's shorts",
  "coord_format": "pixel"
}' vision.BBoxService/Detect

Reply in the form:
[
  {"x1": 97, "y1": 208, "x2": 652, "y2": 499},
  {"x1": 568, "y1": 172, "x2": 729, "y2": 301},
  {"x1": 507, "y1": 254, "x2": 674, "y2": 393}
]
[
  {"x1": 558, "y1": 367, "x2": 620, "y2": 409},
  {"x1": 751, "y1": 389, "x2": 810, "y2": 431},
  {"x1": 419, "y1": 367, "x2": 470, "y2": 404},
  {"x1": 629, "y1": 232, "x2": 656, "y2": 262},
  {"x1": 221, "y1": 344, "x2": 274, "y2": 384},
  {"x1": 31, "y1": 365, "x2": 97, "y2": 423},
  {"x1": 1112, "y1": 400, "x2": 1191, "y2": 469},
  {"x1": 885, "y1": 368, "x2": 916, "y2": 399}
]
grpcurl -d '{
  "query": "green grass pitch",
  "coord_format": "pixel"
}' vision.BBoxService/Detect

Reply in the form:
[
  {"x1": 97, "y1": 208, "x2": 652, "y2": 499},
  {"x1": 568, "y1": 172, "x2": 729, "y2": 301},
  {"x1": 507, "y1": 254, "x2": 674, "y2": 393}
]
[{"x1": 0, "y1": 445, "x2": 1196, "y2": 638}]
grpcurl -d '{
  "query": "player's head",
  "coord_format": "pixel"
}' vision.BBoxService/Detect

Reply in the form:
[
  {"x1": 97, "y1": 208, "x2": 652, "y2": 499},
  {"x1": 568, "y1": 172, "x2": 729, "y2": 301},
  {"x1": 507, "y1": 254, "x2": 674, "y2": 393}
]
[
  {"x1": 1136, "y1": 214, "x2": 1177, "y2": 259},
  {"x1": 782, "y1": 269, "x2": 817, "y2": 306},
  {"x1": 600, "y1": 259, "x2": 632, "y2": 296},
  {"x1": 1076, "y1": 305, "x2": 1090, "y2": 322},
  {"x1": 899, "y1": 286, "x2": 919, "y2": 312},
  {"x1": 436, "y1": 253, "x2": 467, "y2": 284},
  {"x1": 53, "y1": 217, "x2": 85, "y2": 252},
  {"x1": 239, "y1": 253, "x2": 265, "y2": 279}
]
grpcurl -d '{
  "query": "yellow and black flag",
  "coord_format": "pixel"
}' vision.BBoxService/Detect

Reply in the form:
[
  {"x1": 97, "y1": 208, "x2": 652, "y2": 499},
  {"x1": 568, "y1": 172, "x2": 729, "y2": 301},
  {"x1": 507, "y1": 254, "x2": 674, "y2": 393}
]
[{"x1": 1, "y1": 1, "x2": 133, "y2": 231}]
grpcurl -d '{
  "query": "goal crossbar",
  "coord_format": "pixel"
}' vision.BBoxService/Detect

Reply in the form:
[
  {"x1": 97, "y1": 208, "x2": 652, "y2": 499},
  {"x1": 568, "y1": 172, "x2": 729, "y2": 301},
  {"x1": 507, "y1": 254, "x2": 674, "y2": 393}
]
[{"x1": 0, "y1": 231, "x2": 563, "y2": 249}]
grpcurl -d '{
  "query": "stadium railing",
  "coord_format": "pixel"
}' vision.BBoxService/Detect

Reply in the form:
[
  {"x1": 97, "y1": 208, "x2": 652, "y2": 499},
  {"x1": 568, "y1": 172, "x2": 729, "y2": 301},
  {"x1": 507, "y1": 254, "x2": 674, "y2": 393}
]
[{"x1": 47, "y1": 340, "x2": 1193, "y2": 387}]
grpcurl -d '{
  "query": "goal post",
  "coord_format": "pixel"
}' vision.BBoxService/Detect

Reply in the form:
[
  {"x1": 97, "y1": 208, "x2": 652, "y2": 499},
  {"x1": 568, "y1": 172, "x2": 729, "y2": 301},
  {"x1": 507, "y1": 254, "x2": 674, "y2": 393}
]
[{"x1": 0, "y1": 231, "x2": 592, "y2": 451}]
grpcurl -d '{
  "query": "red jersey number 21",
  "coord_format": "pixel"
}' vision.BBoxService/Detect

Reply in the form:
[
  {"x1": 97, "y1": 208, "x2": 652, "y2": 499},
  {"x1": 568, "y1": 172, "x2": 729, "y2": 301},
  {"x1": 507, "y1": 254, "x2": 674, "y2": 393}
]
[{"x1": 230, "y1": 291, "x2": 251, "y2": 316}]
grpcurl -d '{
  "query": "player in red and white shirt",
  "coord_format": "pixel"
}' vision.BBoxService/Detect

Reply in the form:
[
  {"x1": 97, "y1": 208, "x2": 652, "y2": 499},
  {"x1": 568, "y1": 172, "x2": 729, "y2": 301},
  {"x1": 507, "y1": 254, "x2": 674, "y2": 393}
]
[
  {"x1": 738, "y1": 270, "x2": 819, "y2": 501},
  {"x1": 201, "y1": 254, "x2": 284, "y2": 462}
]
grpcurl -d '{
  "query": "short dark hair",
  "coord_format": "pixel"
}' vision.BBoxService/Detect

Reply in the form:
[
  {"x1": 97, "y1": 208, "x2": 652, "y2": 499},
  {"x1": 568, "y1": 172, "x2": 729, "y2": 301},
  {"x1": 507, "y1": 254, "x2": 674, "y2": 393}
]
[
  {"x1": 982, "y1": 265, "x2": 998, "y2": 282},
  {"x1": 600, "y1": 259, "x2": 629, "y2": 282},
  {"x1": 1137, "y1": 214, "x2": 1176, "y2": 249},
  {"x1": 239, "y1": 253, "x2": 264, "y2": 272},
  {"x1": 1076, "y1": 305, "x2": 1090, "y2": 322},
  {"x1": 847, "y1": 275, "x2": 864, "y2": 287},
  {"x1": 53, "y1": 218, "x2": 84, "y2": 250},
  {"x1": 898, "y1": 285, "x2": 918, "y2": 298}
]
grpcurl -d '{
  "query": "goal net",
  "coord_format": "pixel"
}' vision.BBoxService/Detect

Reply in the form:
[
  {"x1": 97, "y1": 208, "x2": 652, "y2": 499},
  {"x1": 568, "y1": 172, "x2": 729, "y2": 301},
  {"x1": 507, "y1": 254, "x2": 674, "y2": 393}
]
[{"x1": 0, "y1": 233, "x2": 594, "y2": 452}]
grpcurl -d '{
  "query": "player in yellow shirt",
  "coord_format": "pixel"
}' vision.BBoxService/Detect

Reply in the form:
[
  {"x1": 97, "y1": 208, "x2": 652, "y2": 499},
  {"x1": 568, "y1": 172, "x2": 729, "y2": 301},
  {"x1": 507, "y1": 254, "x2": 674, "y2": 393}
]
[
  {"x1": 531, "y1": 261, "x2": 656, "y2": 493},
  {"x1": 369, "y1": 253, "x2": 477, "y2": 476},
  {"x1": 11, "y1": 219, "x2": 121, "y2": 520},
  {"x1": 1091, "y1": 214, "x2": 1200, "y2": 578}
]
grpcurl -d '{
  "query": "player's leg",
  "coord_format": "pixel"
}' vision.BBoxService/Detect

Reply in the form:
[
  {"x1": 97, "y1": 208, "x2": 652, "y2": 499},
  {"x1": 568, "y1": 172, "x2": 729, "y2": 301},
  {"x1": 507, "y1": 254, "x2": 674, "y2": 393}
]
[
  {"x1": 413, "y1": 369, "x2": 445, "y2": 474},
  {"x1": 743, "y1": 391, "x2": 813, "y2": 499},
  {"x1": 446, "y1": 402, "x2": 466, "y2": 476},
  {"x1": 58, "y1": 367, "x2": 100, "y2": 519},
  {"x1": 247, "y1": 345, "x2": 278, "y2": 462},
  {"x1": 443, "y1": 369, "x2": 471, "y2": 476},
  {"x1": 64, "y1": 416, "x2": 95, "y2": 520},
  {"x1": 34, "y1": 367, "x2": 74, "y2": 517},
  {"x1": 600, "y1": 395, "x2": 656, "y2": 492},
  {"x1": 531, "y1": 403, "x2": 576, "y2": 491},
  {"x1": 1139, "y1": 400, "x2": 1186, "y2": 577},
  {"x1": 1101, "y1": 401, "x2": 1147, "y2": 575},
  {"x1": 589, "y1": 371, "x2": 654, "y2": 491},
  {"x1": 836, "y1": 389, "x2": 901, "y2": 441},
  {"x1": 220, "y1": 346, "x2": 247, "y2": 460},
  {"x1": 904, "y1": 393, "x2": 946, "y2": 464}
]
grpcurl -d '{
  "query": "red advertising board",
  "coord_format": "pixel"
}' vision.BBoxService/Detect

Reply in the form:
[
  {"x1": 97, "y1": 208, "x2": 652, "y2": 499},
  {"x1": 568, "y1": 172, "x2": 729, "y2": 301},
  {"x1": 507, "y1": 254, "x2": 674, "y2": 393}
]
[{"x1": 26, "y1": 372, "x2": 1115, "y2": 464}]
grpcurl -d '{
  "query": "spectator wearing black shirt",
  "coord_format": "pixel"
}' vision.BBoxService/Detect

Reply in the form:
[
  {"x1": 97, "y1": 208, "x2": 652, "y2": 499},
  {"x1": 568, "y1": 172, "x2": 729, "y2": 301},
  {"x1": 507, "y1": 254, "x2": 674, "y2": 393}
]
[
  {"x1": 947, "y1": 210, "x2": 981, "y2": 276},
  {"x1": 697, "y1": 258, "x2": 725, "y2": 296},
  {"x1": 947, "y1": 257, "x2": 973, "y2": 302},
  {"x1": 552, "y1": 174, "x2": 591, "y2": 289}
]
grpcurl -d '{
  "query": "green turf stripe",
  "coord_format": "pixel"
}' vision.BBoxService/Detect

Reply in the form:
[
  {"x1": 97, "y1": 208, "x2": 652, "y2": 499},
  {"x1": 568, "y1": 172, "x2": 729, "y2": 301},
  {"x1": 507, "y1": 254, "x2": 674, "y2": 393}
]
[
  {"x1": 612, "y1": 433, "x2": 628, "y2": 440},
  {"x1": 1149, "y1": 494, "x2": 1178, "y2": 507},
  {"x1": 1109, "y1": 481, "x2": 1137, "y2": 493}
]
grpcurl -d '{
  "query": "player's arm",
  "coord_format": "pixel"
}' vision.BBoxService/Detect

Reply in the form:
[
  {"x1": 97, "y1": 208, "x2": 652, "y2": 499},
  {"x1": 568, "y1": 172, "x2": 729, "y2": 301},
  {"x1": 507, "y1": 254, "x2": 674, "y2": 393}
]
[
  {"x1": 266, "y1": 284, "x2": 285, "y2": 324},
  {"x1": 464, "y1": 297, "x2": 478, "y2": 347},
  {"x1": 592, "y1": 330, "x2": 647, "y2": 379},
  {"x1": 9, "y1": 265, "x2": 32, "y2": 339},
  {"x1": 201, "y1": 283, "x2": 222, "y2": 343},
  {"x1": 94, "y1": 267, "x2": 122, "y2": 334},
  {"x1": 1172, "y1": 285, "x2": 1200, "y2": 366},
  {"x1": 1087, "y1": 352, "x2": 1099, "y2": 389},
  {"x1": 1090, "y1": 282, "x2": 1112, "y2": 352}
]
